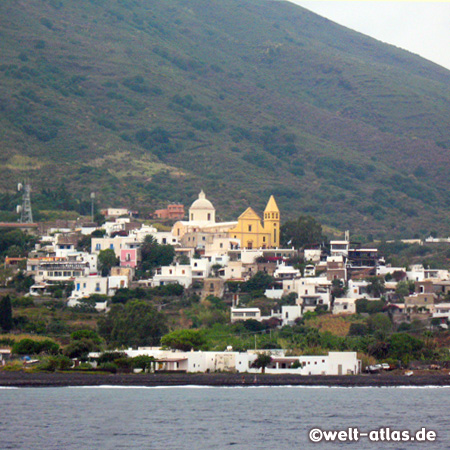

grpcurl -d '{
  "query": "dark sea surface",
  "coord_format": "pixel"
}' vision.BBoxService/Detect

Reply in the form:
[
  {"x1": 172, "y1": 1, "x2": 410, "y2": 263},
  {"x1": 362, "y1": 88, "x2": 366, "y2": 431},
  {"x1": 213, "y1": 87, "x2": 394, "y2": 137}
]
[{"x1": 0, "y1": 386, "x2": 449, "y2": 450}]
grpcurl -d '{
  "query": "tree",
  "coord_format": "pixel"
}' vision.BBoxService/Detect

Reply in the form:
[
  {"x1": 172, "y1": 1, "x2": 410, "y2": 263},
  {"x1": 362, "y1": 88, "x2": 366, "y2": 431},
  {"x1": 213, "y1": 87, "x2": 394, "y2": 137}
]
[
  {"x1": 12, "y1": 338, "x2": 59, "y2": 355},
  {"x1": 139, "y1": 236, "x2": 175, "y2": 275},
  {"x1": 76, "y1": 234, "x2": 92, "y2": 252},
  {"x1": 388, "y1": 333, "x2": 424, "y2": 363},
  {"x1": 98, "y1": 300, "x2": 168, "y2": 347},
  {"x1": 98, "y1": 248, "x2": 118, "y2": 276},
  {"x1": 161, "y1": 329, "x2": 207, "y2": 351},
  {"x1": 366, "y1": 276, "x2": 385, "y2": 298},
  {"x1": 355, "y1": 298, "x2": 385, "y2": 314},
  {"x1": 280, "y1": 215, "x2": 325, "y2": 249},
  {"x1": 0, "y1": 295, "x2": 13, "y2": 332},
  {"x1": 133, "y1": 355, "x2": 156, "y2": 371},
  {"x1": 348, "y1": 323, "x2": 368, "y2": 336},
  {"x1": 331, "y1": 279, "x2": 347, "y2": 299},
  {"x1": 252, "y1": 352, "x2": 272, "y2": 373},
  {"x1": 242, "y1": 271, "x2": 273, "y2": 293},
  {"x1": 366, "y1": 313, "x2": 392, "y2": 337},
  {"x1": 0, "y1": 229, "x2": 37, "y2": 258}
]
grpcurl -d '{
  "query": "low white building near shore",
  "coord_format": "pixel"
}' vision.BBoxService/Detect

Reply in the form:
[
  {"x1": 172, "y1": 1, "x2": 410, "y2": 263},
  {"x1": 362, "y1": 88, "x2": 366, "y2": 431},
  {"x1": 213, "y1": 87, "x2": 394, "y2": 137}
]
[{"x1": 89, "y1": 348, "x2": 360, "y2": 375}]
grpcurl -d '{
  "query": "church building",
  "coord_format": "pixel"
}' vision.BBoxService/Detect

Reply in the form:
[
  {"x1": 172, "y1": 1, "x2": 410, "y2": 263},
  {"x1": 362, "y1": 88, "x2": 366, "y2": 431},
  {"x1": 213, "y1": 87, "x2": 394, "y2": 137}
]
[
  {"x1": 172, "y1": 191, "x2": 280, "y2": 249},
  {"x1": 227, "y1": 196, "x2": 280, "y2": 249}
]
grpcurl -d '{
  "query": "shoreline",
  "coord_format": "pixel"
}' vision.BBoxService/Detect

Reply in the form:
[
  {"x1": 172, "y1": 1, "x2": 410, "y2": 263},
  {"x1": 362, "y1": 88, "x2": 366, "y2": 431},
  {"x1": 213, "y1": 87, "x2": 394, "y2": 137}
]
[{"x1": 1, "y1": 371, "x2": 450, "y2": 388}]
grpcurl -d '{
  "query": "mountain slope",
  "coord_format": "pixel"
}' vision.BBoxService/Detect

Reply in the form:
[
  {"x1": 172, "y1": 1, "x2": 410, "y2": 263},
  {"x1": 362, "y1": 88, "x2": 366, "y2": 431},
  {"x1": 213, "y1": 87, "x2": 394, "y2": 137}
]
[{"x1": 0, "y1": 0, "x2": 449, "y2": 237}]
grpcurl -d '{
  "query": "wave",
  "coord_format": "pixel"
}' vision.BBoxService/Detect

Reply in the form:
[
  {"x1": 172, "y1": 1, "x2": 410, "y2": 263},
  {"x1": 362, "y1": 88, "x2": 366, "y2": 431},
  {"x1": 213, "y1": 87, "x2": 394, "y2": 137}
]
[{"x1": 65, "y1": 384, "x2": 450, "y2": 390}]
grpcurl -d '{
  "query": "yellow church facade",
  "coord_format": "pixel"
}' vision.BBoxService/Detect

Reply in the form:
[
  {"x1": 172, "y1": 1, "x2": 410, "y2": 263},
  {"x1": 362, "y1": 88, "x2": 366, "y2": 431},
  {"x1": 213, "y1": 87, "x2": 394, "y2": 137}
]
[{"x1": 228, "y1": 196, "x2": 280, "y2": 249}]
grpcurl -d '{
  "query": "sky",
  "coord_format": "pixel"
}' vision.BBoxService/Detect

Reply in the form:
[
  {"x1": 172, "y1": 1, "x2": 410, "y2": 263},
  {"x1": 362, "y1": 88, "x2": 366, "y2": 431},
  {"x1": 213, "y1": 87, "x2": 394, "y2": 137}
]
[{"x1": 289, "y1": 1, "x2": 450, "y2": 71}]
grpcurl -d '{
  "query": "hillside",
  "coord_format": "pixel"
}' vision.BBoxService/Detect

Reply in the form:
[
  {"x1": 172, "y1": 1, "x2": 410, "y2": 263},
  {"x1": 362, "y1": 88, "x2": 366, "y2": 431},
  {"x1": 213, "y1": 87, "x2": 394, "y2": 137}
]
[{"x1": 1, "y1": 0, "x2": 450, "y2": 237}]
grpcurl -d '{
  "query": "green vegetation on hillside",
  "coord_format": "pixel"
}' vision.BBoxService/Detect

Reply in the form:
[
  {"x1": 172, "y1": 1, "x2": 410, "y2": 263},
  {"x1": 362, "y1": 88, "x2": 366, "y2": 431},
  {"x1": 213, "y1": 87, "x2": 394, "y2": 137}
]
[{"x1": 0, "y1": 0, "x2": 449, "y2": 237}]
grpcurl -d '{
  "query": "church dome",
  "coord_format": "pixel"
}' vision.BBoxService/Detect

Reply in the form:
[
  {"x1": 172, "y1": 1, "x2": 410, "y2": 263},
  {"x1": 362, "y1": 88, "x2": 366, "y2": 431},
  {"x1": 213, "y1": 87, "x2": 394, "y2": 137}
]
[{"x1": 190, "y1": 190, "x2": 215, "y2": 211}]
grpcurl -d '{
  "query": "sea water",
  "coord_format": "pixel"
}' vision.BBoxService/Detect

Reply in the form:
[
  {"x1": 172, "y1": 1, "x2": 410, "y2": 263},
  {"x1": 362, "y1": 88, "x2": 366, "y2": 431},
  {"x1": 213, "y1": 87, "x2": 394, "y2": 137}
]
[{"x1": 0, "y1": 386, "x2": 449, "y2": 449}]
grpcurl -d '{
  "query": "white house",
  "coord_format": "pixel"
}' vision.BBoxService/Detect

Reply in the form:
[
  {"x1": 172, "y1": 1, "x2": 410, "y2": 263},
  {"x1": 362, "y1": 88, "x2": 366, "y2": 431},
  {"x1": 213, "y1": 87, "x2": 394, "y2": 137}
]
[
  {"x1": 251, "y1": 351, "x2": 360, "y2": 375},
  {"x1": 333, "y1": 298, "x2": 358, "y2": 314},
  {"x1": 289, "y1": 277, "x2": 332, "y2": 312},
  {"x1": 347, "y1": 279, "x2": 370, "y2": 299},
  {"x1": 304, "y1": 249, "x2": 322, "y2": 263},
  {"x1": 231, "y1": 307, "x2": 262, "y2": 322},
  {"x1": 281, "y1": 305, "x2": 302, "y2": 326},
  {"x1": 107, "y1": 275, "x2": 129, "y2": 296},
  {"x1": 191, "y1": 258, "x2": 211, "y2": 279},
  {"x1": 70, "y1": 275, "x2": 108, "y2": 299},
  {"x1": 152, "y1": 264, "x2": 192, "y2": 288},
  {"x1": 91, "y1": 235, "x2": 139, "y2": 258},
  {"x1": 89, "y1": 348, "x2": 360, "y2": 375},
  {"x1": 273, "y1": 262, "x2": 300, "y2": 280}
]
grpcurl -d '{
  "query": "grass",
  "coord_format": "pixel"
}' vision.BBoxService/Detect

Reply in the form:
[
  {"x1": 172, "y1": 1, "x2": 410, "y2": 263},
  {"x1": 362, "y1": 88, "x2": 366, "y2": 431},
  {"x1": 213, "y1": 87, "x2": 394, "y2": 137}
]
[{"x1": 304, "y1": 315, "x2": 353, "y2": 337}]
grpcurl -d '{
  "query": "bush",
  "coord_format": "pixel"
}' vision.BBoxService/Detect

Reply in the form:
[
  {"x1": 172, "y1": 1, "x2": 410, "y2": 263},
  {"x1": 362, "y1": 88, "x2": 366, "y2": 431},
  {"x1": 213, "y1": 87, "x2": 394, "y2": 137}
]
[
  {"x1": 348, "y1": 323, "x2": 368, "y2": 336},
  {"x1": 113, "y1": 357, "x2": 133, "y2": 370},
  {"x1": 77, "y1": 362, "x2": 93, "y2": 371},
  {"x1": 70, "y1": 329, "x2": 101, "y2": 343},
  {"x1": 132, "y1": 355, "x2": 155, "y2": 370},
  {"x1": 11, "y1": 297, "x2": 34, "y2": 308},
  {"x1": 98, "y1": 362, "x2": 117, "y2": 373},
  {"x1": 37, "y1": 355, "x2": 72, "y2": 372},
  {"x1": 98, "y1": 352, "x2": 126, "y2": 364}
]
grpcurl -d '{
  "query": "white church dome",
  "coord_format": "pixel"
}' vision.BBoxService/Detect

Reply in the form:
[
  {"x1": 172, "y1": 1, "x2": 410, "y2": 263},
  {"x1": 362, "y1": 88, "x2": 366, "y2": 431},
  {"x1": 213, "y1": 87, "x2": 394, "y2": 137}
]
[{"x1": 190, "y1": 190, "x2": 215, "y2": 211}]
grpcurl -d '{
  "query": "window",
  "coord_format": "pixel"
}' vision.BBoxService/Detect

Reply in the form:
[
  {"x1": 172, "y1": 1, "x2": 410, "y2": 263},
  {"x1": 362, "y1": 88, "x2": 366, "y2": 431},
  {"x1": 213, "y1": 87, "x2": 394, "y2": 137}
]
[
  {"x1": 126, "y1": 253, "x2": 131, "y2": 261},
  {"x1": 110, "y1": 244, "x2": 114, "y2": 249},
  {"x1": 263, "y1": 236, "x2": 266, "y2": 242},
  {"x1": 220, "y1": 243, "x2": 223, "y2": 248},
  {"x1": 191, "y1": 214, "x2": 193, "y2": 220},
  {"x1": 207, "y1": 213, "x2": 211, "y2": 221},
  {"x1": 95, "y1": 243, "x2": 101, "y2": 251},
  {"x1": 95, "y1": 283, "x2": 100, "y2": 292},
  {"x1": 248, "y1": 225, "x2": 252, "y2": 232}
]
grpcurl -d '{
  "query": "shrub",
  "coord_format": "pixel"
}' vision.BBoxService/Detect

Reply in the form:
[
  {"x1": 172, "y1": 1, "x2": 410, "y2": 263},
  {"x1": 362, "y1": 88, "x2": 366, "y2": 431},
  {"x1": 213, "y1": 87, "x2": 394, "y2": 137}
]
[
  {"x1": 38, "y1": 355, "x2": 72, "y2": 372},
  {"x1": 40, "y1": 18, "x2": 53, "y2": 29},
  {"x1": 98, "y1": 362, "x2": 118, "y2": 373},
  {"x1": 98, "y1": 352, "x2": 126, "y2": 364},
  {"x1": 132, "y1": 355, "x2": 155, "y2": 370},
  {"x1": 77, "y1": 362, "x2": 93, "y2": 371}
]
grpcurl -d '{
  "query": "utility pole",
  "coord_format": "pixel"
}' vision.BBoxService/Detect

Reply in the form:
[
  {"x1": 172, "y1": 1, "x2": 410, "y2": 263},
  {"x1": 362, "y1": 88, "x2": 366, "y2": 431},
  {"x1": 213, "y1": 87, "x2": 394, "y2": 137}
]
[{"x1": 90, "y1": 192, "x2": 96, "y2": 222}]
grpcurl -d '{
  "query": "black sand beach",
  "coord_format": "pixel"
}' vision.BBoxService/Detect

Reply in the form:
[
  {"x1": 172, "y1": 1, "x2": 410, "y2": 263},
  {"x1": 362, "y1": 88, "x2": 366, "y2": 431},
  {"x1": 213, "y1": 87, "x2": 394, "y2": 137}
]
[{"x1": 1, "y1": 371, "x2": 450, "y2": 388}]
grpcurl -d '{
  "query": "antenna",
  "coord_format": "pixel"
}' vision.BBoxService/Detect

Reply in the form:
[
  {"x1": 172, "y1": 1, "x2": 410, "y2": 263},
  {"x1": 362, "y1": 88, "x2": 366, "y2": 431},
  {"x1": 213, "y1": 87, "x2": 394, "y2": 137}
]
[
  {"x1": 90, "y1": 192, "x2": 96, "y2": 222},
  {"x1": 18, "y1": 181, "x2": 33, "y2": 223}
]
